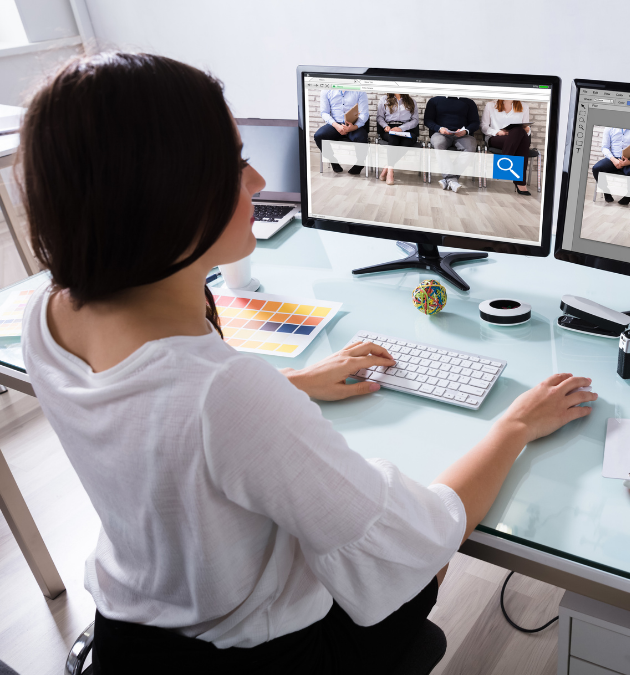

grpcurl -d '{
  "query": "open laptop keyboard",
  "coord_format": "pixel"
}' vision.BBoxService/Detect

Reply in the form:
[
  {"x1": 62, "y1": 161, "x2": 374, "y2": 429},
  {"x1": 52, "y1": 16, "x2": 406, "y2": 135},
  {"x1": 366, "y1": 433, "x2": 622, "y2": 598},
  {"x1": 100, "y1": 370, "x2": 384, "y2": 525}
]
[
  {"x1": 254, "y1": 204, "x2": 294, "y2": 222},
  {"x1": 349, "y1": 331, "x2": 507, "y2": 410}
]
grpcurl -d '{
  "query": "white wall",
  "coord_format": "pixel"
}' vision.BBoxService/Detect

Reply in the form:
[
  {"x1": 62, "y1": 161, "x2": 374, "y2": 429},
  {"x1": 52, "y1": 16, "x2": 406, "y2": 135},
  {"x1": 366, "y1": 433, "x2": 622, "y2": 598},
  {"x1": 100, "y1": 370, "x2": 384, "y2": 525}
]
[{"x1": 84, "y1": 0, "x2": 612, "y2": 127}]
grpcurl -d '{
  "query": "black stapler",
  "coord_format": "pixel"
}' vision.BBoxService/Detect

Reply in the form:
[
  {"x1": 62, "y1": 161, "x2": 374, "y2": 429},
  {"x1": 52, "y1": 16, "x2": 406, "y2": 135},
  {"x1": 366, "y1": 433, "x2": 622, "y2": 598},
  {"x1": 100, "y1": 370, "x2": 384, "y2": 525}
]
[{"x1": 558, "y1": 295, "x2": 630, "y2": 338}]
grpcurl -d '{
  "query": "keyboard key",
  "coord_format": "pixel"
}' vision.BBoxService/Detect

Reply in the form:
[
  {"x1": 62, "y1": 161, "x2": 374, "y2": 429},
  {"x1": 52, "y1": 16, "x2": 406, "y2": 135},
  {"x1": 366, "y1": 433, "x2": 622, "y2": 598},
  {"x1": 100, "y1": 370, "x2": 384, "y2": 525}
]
[
  {"x1": 467, "y1": 397, "x2": 479, "y2": 405},
  {"x1": 399, "y1": 354, "x2": 411, "y2": 362},
  {"x1": 480, "y1": 359, "x2": 490, "y2": 364},
  {"x1": 448, "y1": 382, "x2": 461, "y2": 390},
  {"x1": 430, "y1": 354, "x2": 441, "y2": 361},
  {"x1": 417, "y1": 374, "x2": 428, "y2": 383},
  {"x1": 450, "y1": 358, "x2": 461, "y2": 366},
  {"x1": 407, "y1": 365, "x2": 418, "y2": 372},
  {"x1": 410, "y1": 357, "x2": 420, "y2": 364},
  {"x1": 439, "y1": 356, "x2": 451, "y2": 363},
  {"x1": 471, "y1": 363, "x2": 482, "y2": 370},
  {"x1": 358, "y1": 331, "x2": 368, "y2": 337},
  {"x1": 470, "y1": 357, "x2": 480, "y2": 362},
  {"x1": 458, "y1": 353, "x2": 468, "y2": 358},
  {"x1": 420, "y1": 384, "x2": 435, "y2": 394},
  {"x1": 471, "y1": 371, "x2": 483, "y2": 379},
  {"x1": 427, "y1": 348, "x2": 437, "y2": 353},
  {"x1": 455, "y1": 393, "x2": 468, "y2": 402},
  {"x1": 491, "y1": 361, "x2": 502, "y2": 367},
  {"x1": 461, "y1": 368, "x2": 472, "y2": 376},
  {"x1": 386, "y1": 367, "x2": 398, "y2": 375},
  {"x1": 427, "y1": 377, "x2": 439, "y2": 385},
  {"x1": 437, "y1": 349, "x2": 447, "y2": 354},
  {"x1": 406, "y1": 372, "x2": 418, "y2": 380},
  {"x1": 439, "y1": 363, "x2": 451, "y2": 372},
  {"x1": 438, "y1": 379, "x2": 449, "y2": 387},
  {"x1": 396, "y1": 369, "x2": 407, "y2": 377},
  {"x1": 448, "y1": 374, "x2": 459, "y2": 381},
  {"x1": 376, "y1": 366, "x2": 388, "y2": 373},
  {"x1": 458, "y1": 376, "x2": 470, "y2": 384},
  {"x1": 400, "y1": 347, "x2": 411, "y2": 354},
  {"x1": 427, "y1": 369, "x2": 438, "y2": 377},
  {"x1": 460, "y1": 360, "x2": 472, "y2": 369},
  {"x1": 421, "y1": 351, "x2": 432, "y2": 358},
  {"x1": 482, "y1": 365, "x2": 498, "y2": 374},
  {"x1": 382, "y1": 343, "x2": 393, "y2": 350},
  {"x1": 443, "y1": 391, "x2": 455, "y2": 399},
  {"x1": 390, "y1": 345, "x2": 401, "y2": 352},
  {"x1": 355, "y1": 369, "x2": 370, "y2": 378},
  {"x1": 396, "y1": 362, "x2": 408, "y2": 370},
  {"x1": 434, "y1": 387, "x2": 446, "y2": 396},
  {"x1": 459, "y1": 384, "x2": 485, "y2": 396},
  {"x1": 482, "y1": 373, "x2": 494, "y2": 382},
  {"x1": 417, "y1": 367, "x2": 428, "y2": 375},
  {"x1": 368, "y1": 333, "x2": 377, "y2": 339},
  {"x1": 410, "y1": 349, "x2": 420, "y2": 356},
  {"x1": 397, "y1": 340, "x2": 407, "y2": 345},
  {"x1": 476, "y1": 380, "x2": 490, "y2": 389},
  {"x1": 421, "y1": 359, "x2": 432, "y2": 367},
  {"x1": 450, "y1": 366, "x2": 462, "y2": 374},
  {"x1": 371, "y1": 371, "x2": 420, "y2": 390},
  {"x1": 447, "y1": 352, "x2": 458, "y2": 357}
]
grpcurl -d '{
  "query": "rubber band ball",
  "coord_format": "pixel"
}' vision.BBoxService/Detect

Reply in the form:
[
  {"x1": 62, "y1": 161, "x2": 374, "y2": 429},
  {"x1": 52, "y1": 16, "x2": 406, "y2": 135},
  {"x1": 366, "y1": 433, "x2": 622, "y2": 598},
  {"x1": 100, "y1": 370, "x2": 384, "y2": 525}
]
[{"x1": 412, "y1": 279, "x2": 447, "y2": 315}]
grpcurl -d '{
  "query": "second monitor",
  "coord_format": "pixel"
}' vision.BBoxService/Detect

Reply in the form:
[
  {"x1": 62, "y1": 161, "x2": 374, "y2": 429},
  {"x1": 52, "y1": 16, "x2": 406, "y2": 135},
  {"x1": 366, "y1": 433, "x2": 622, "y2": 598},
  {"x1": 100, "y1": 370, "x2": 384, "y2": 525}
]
[{"x1": 298, "y1": 67, "x2": 560, "y2": 290}]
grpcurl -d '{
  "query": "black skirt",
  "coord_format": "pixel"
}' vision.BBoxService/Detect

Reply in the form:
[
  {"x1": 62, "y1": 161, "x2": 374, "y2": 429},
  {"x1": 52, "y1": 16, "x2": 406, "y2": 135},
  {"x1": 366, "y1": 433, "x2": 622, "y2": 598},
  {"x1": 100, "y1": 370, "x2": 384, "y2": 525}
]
[{"x1": 92, "y1": 577, "x2": 439, "y2": 675}]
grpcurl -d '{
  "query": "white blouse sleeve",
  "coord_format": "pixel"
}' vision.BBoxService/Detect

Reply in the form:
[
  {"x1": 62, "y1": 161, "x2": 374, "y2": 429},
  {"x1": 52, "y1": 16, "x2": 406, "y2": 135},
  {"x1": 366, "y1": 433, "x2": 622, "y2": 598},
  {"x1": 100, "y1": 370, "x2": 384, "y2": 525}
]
[
  {"x1": 522, "y1": 103, "x2": 531, "y2": 135},
  {"x1": 202, "y1": 354, "x2": 466, "y2": 626},
  {"x1": 481, "y1": 102, "x2": 497, "y2": 137}
]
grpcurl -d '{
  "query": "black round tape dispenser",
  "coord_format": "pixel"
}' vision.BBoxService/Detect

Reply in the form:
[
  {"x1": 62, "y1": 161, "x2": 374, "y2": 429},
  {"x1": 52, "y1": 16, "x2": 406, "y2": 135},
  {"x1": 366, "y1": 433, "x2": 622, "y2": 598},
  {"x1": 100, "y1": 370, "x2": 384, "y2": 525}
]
[{"x1": 479, "y1": 298, "x2": 532, "y2": 326}]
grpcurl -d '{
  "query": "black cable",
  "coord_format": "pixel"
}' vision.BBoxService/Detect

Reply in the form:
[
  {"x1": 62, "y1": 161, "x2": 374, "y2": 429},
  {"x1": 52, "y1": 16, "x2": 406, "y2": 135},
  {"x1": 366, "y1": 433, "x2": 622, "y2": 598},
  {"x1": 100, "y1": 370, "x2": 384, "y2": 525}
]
[{"x1": 500, "y1": 572, "x2": 559, "y2": 633}]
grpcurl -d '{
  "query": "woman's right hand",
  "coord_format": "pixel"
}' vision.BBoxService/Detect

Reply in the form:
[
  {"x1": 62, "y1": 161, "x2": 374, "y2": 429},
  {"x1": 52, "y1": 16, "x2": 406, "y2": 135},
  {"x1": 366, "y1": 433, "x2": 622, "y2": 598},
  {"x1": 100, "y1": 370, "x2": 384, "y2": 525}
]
[
  {"x1": 496, "y1": 129, "x2": 509, "y2": 136},
  {"x1": 496, "y1": 373, "x2": 597, "y2": 444}
]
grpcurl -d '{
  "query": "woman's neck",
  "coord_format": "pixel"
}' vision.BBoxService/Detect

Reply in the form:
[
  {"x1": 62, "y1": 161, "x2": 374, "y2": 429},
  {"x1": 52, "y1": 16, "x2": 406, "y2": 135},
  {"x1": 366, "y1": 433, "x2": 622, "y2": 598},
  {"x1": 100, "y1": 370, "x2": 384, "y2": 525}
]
[{"x1": 46, "y1": 265, "x2": 211, "y2": 373}]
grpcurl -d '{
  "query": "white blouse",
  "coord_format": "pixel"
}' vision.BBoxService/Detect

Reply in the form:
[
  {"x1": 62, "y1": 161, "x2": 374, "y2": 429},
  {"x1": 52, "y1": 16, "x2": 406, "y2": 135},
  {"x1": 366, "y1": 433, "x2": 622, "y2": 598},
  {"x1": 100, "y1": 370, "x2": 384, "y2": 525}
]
[
  {"x1": 22, "y1": 282, "x2": 466, "y2": 649},
  {"x1": 481, "y1": 101, "x2": 530, "y2": 141}
]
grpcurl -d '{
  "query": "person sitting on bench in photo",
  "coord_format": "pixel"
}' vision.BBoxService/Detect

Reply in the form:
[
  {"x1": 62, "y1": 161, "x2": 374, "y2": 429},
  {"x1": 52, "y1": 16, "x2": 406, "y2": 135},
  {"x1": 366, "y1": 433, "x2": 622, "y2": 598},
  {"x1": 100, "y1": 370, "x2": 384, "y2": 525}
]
[
  {"x1": 592, "y1": 127, "x2": 630, "y2": 206},
  {"x1": 314, "y1": 89, "x2": 369, "y2": 175},
  {"x1": 481, "y1": 99, "x2": 532, "y2": 196},
  {"x1": 376, "y1": 93, "x2": 419, "y2": 185},
  {"x1": 424, "y1": 96, "x2": 479, "y2": 194}
]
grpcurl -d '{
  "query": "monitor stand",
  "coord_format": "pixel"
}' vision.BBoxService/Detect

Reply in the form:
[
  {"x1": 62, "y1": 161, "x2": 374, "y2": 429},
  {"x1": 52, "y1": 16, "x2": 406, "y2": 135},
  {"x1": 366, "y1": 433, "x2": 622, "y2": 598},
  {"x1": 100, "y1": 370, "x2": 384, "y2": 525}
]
[{"x1": 352, "y1": 242, "x2": 488, "y2": 292}]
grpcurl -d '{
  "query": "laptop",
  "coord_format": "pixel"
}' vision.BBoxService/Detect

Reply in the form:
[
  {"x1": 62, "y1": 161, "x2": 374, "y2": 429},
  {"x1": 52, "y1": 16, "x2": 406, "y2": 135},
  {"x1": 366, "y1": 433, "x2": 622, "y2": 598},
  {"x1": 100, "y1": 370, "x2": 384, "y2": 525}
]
[{"x1": 236, "y1": 118, "x2": 301, "y2": 239}]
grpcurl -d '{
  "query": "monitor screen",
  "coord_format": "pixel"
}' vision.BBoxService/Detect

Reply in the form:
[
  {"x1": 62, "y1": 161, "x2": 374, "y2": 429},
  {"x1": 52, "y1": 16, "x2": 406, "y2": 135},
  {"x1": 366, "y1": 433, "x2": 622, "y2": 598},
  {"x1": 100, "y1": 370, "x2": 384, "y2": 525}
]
[
  {"x1": 556, "y1": 80, "x2": 630, "y2": 277},
  {"x1": 298, "y1": 68, "x2": 558, "y2": 256},
  {"x1": 236, "y1": 119, "x2": 300, "y2": 202}
]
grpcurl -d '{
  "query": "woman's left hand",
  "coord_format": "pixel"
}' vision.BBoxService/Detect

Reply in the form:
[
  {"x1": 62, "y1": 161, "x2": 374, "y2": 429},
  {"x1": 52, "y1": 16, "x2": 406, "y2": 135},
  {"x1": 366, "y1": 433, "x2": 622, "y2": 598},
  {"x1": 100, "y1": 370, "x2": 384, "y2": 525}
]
[
  {"x1": 524, "y1": 125, "x2": 531, "y2": 133},
  {"x1": 281, "y1": 341, "x2": 396, "y2": 401}
]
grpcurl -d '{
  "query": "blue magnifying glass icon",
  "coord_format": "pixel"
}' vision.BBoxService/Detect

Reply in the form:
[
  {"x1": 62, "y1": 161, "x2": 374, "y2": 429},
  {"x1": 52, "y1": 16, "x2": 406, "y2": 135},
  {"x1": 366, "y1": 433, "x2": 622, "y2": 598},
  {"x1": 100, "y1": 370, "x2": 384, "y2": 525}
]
[{"x1": 497, "y1": 157, "x2": 520, "y2": 178}]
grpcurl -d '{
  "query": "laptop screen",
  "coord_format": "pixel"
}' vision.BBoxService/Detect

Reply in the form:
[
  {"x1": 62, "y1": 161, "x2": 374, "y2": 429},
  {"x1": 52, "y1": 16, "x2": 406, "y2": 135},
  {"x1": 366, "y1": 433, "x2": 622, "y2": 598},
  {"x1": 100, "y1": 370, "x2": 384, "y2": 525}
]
[{"x1": 236, "y1": 119, "x2": 300, "y2": 202}]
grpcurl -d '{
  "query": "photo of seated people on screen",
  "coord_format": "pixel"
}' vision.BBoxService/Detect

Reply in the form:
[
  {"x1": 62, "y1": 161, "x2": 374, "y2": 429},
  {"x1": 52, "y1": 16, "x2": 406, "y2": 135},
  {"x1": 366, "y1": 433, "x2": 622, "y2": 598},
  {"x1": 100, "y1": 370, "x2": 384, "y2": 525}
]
[
  {"x1": 304, "y1": 77, "x2": 551, "y2": 246},
  {"x1": 580, "y1": 125, "x2": 630, "y2": 247}
]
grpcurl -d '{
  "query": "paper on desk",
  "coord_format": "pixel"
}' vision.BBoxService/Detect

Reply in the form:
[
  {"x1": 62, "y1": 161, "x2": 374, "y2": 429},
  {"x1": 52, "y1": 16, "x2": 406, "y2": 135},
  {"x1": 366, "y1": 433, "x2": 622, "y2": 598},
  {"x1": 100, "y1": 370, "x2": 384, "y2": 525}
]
[{"x1": 603, "y1": 418, "x2": 630, "y2": 479}]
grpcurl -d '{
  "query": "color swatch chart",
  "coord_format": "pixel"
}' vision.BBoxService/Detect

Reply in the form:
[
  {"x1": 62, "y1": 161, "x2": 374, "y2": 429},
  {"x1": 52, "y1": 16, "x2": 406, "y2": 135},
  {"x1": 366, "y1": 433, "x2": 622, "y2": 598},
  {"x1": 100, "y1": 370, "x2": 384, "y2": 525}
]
[
  {"x1": 0, "y1": 289, "x2": 35, "y2": 338},
  {"x1": 212, "y1": 289, "x2": 342, "y2": 357}
]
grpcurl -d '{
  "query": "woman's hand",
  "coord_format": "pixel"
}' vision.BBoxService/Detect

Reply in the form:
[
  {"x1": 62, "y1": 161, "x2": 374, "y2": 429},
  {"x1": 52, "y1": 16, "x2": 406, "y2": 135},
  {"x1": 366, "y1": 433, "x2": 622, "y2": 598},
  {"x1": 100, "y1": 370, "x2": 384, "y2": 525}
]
[
  {"x1": 281, "y1": 341, "x2": 395, "y2": 401},
  {"x1": 524, "y1": 125, "x2": 531, "y2": 134},
  {"x1": 496, "y1": 129, "x2": 509, "y2": 136},
  {"x1": 495, "y1": 373, "x2": 597, "y2": 445}
]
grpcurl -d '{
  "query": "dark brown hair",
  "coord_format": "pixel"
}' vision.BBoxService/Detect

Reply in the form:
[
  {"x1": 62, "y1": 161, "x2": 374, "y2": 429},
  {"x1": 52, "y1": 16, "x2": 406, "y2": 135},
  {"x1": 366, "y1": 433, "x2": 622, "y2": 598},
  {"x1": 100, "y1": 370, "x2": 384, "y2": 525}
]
[
  {"x1": 386, "y1": 93, "x2": 416, "y2": 115},
  {"x1": 496, "y1": 100, "x2": 523, "y2": 113},
  {"x1": 19, "y1": 52, "x2": 242, "y2": 336}
]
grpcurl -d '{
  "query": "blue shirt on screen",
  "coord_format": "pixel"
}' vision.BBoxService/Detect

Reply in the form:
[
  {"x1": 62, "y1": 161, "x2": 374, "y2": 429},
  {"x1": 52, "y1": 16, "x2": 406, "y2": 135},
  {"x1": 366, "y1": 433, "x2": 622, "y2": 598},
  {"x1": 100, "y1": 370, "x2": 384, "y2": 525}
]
[
  {"x1": 601, "y1": 127, "x2": 630, "y2": 160},
  {"x1": 320, "y1": 90, "x2": 369, "y2": 127}
]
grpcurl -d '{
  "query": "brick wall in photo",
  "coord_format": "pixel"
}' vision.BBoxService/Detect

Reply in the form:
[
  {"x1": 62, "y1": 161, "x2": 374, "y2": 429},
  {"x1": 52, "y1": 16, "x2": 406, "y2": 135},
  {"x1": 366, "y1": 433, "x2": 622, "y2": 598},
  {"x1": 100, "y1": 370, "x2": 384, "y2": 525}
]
[
  {"x1": 307, "y1": 90, "x2": 548, "y2": 163},
  {"x1": 588, "y1": 125, "x2": 606, "y2": 192}
]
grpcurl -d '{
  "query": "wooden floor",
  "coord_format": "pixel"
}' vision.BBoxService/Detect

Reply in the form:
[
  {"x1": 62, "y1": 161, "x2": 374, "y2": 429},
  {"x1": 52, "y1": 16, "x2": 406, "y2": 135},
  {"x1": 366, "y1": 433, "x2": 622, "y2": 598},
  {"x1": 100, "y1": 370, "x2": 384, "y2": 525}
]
[
  {"x1": 310, "y1": 162, "x2": 542, "y2": 243},
  {"x1": 0, "y1": 220, "x2": 563, "y2": 675},
  {"x1": 581, "y1": 186, "x2": 630, "y2": 247}
]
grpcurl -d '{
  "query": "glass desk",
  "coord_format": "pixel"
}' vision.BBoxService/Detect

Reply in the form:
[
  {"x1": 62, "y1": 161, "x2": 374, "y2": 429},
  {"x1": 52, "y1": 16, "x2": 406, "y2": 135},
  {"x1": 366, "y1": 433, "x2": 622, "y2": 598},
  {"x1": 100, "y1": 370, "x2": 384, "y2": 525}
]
[{"x1": 1, "y1": 224, "x2": 629, "y2": 608}]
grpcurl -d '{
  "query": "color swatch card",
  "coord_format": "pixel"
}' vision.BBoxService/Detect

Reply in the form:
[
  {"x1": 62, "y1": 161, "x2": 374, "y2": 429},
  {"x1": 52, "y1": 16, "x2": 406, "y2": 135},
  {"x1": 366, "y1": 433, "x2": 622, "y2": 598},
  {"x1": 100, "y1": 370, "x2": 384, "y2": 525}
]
[
  {"x1": 0, "y1": 289, "x2": 35, "y2": 338},
  {"x1": 212, "y1": 289, "x2": 341, "y2": 357}
]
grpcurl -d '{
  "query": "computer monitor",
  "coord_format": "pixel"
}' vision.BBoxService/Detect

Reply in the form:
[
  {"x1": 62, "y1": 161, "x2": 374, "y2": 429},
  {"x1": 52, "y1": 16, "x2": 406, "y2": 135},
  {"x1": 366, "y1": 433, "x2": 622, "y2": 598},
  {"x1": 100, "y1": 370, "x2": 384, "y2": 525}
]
[
  {"x1": 556, "y1": 79, "x2": 630, "y2": 279},
  {"x1": 297, "y1": 67, "x2": 560, "y2": 290},
  {"x1": 236, "y1": 118, "x2": 300, "y2": 202}
]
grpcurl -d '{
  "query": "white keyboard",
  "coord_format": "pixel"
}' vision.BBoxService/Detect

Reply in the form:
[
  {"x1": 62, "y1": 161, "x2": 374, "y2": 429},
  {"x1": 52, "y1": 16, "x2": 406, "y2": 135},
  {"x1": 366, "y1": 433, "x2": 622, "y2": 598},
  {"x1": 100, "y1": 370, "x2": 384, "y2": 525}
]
[{"x1": 349, "y1": 331, "x2": 507, "y2": 410}]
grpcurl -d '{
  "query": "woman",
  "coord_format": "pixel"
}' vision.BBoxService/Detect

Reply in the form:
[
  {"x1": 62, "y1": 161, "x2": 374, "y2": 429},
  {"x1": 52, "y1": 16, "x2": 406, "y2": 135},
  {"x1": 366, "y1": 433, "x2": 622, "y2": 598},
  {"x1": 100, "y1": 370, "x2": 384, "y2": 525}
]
[
  {"x1": 481, "y1": 99, "x2": 532, "y2": 195},
  {"x1": 19, "y1": 53, "x2": 595, "y2": 674},
  {"x1": 376, "y1": 93, "x2": 419, "y2": 185}
]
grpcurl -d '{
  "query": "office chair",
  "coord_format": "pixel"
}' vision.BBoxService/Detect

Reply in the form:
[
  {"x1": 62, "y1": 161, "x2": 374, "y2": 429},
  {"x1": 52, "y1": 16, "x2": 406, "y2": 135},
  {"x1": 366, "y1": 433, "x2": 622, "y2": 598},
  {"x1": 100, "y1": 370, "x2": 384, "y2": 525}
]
[
  {"x1": 0, "y1": 659, "x2": 20, "y2": 675},
  {"x1": 65, "y1": 617, "x2": 446, "y2": 674}
]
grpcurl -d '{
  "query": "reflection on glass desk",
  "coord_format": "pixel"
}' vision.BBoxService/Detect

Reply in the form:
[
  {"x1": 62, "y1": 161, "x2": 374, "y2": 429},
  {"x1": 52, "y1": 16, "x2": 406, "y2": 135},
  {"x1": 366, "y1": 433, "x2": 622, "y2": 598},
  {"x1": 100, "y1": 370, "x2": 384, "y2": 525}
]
[{"x1": 2, "y1": 224, "x2": 630, "y2": 607}]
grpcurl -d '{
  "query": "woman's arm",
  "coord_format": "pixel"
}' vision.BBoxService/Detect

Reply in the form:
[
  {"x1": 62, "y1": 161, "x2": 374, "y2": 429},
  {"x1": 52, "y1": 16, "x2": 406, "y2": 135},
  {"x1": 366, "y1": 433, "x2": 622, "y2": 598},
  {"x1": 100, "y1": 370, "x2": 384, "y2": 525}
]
[
  {"x1": 376, "y1": 98, "x2": 387, "y2": 130},
  {"x1": 432, "y1": 373, "x2": 596, "y2": 543},
  {"x1": 480, "y1": 102, "x2": 496, "y2": 137},
  {"x1": 400, "y1": 101, "x2": 419, "y2": 132}
]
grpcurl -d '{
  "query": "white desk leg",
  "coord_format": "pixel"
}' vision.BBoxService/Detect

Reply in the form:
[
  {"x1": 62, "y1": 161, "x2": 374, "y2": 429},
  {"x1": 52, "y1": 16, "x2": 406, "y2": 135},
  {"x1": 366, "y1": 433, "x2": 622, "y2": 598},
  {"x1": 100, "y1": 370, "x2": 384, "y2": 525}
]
[{"x1": 0, "y1": 447, "x2": 65, "y2": 598}]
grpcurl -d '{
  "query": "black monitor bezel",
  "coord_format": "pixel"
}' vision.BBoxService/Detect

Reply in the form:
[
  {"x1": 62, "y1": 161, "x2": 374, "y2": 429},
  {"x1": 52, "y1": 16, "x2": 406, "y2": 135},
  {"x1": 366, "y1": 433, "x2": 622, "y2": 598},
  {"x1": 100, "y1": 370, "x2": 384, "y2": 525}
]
[
  {"x1": 297, "y1": 65, "x2": 559, "y2": 257},
  {"x1": 555, "y1": 79, "x2": 630, "y2": 277}
]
